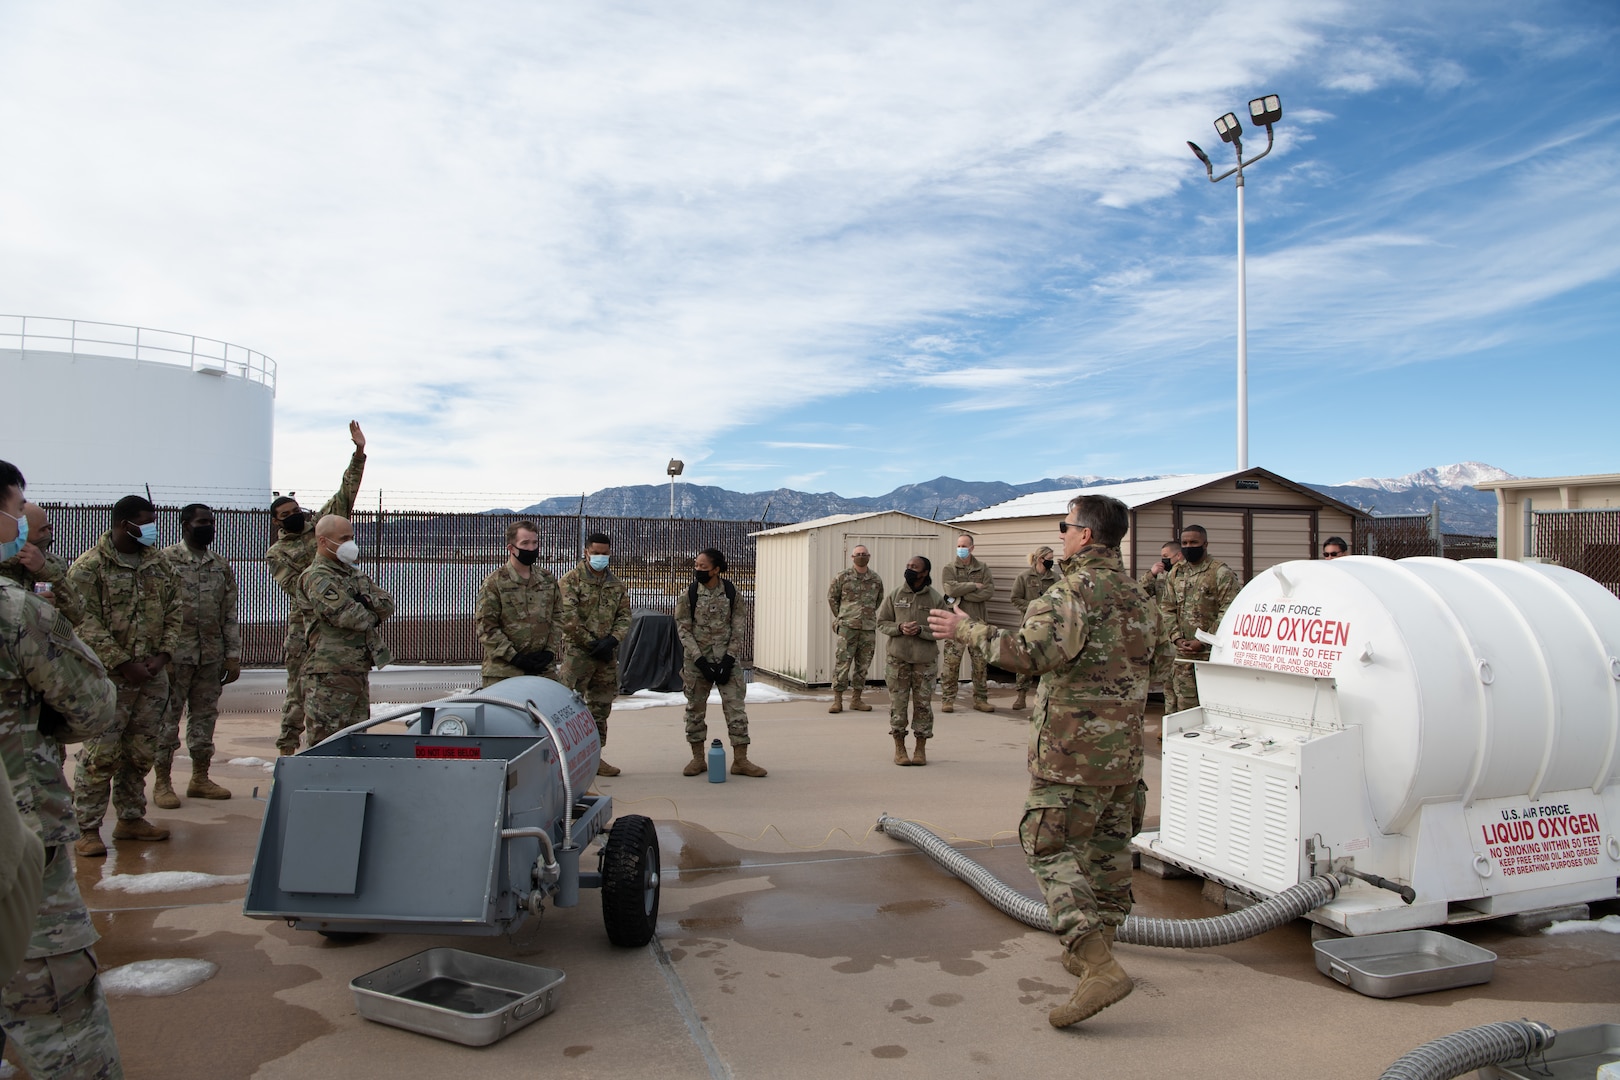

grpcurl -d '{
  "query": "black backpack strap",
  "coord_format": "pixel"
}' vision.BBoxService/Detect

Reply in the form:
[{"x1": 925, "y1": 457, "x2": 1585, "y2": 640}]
[{"x1": 688, "y1": 578, "x2": 739, "y2": 617}]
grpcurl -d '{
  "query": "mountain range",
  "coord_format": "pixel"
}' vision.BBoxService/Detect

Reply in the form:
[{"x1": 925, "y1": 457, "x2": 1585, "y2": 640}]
[{"x1": 507, "y1": 462, "x2": 1509, "y2": 535}]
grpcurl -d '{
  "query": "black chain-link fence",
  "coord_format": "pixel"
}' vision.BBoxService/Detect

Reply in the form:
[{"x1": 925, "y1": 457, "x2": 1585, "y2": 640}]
[
  {"x1": 1533, "y1": 509, "x2": 1620, "y2": 598},
  {"x1": 37, "y1": 505, "x2": 765, "y2": 666}
]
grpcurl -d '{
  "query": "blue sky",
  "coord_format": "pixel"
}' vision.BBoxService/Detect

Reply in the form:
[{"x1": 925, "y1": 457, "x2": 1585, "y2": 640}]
[{"x1": 1, "y1": 1, "x2": 1614, "y2": 507}]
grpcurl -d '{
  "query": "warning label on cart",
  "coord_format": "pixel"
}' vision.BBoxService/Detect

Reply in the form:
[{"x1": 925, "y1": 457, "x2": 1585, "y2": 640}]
[
  {"x1": 1466, "y1": 794, "x2": 1607, "y2": 880},
  {"x1": 1225, "y1": 599, "x2": 1352, "y2": 679}
]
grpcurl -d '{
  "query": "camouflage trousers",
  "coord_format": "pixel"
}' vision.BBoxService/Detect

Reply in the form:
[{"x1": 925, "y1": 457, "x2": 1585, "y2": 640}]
[
  {"x1": 682, "y1": 661, "x2": 749, "y2": 747},
  {"x1": 1016, "y1": 671, "x2": 1038, "y2": 694},
  {"x1": 884, "y1": 657, "x2": 935, "y2": 738},
  {"x1": 277, "y1": 621, "x2": 309, "y2": 754},
  {"x1": 831, "y1": 627, "x2": 876, "y2": 693},
  {"x1": 1166, "y1": 658, "x2": 1202, "y2": 715},
  {"x1": 73, "y1": 673, "x2": 168, "y2": 830},
  {"x1": 1020, "y1": 778, "x2": 1137, "y2": 950},
  {"x1": 303, "y1": 672, "x2": 370, "y2": 747},
  {"x1": 1, "y1": 949, "x2": 121, "y2": 1080},
  {"x1": 560, "y1": 652, "x2": 617, "y2": 745},
  {"x1": 155, "y1": 660, "x2": 224, "y2": 769},
  {"x1": 939, "y1": 639, "x2": 988, "y2": 703}
]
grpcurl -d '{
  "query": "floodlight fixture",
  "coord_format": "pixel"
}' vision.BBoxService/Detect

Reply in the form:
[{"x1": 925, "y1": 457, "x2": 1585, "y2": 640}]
[
  {"x1": 1248, "y1": 94, "x2": 1282, "y2": 127},
  {"x1": 1187, "y1": 141, "x2": 1211, "y2": 167},
  {"x1": 1214, "y1": 113, "x2": 1242, "y2": 144},
  {"x1": 666, "y1": 459, "x2": 684, "y2": 477}
]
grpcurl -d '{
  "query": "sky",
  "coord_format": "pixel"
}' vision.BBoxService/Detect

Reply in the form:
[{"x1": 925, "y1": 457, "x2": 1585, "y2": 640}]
[{"x1": 2, "y1": 0, "x2": 1615, "y2": 508}]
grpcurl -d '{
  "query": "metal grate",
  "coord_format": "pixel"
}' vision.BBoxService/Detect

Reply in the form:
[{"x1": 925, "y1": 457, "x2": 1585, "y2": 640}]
[
  {"x1": 35, "y1": 504, "x2": 766, "y2": 665},
  {"x1": 1533, "y1": 508, "x2": 1620, "y2": 598}
]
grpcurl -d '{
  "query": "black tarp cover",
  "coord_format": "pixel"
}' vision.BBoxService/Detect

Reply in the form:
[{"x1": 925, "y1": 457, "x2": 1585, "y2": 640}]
[{"x1": 618, "y1": 611, "x2": 685, "y2": 694}]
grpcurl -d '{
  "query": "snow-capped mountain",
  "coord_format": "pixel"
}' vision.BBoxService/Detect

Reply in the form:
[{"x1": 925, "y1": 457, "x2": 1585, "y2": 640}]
[
  {"x1": 1309, "y1": 462, "x2": 1510, "y2": 535},
  {"x1": 1339, "y1": 462, "x2": 1515, "y2": 493}
]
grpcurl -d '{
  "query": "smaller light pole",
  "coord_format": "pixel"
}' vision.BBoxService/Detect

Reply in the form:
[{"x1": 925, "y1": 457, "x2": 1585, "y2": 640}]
[
  {"x1": 666, "y1": 459, "x2": 684, "y2": 519},
  {"x1": 1188, "y1": 93, "x2": 1282, "y2": 471}
]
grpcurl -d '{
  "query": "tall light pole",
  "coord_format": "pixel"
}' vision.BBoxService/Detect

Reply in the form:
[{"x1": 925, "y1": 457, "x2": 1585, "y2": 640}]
[
  {"x1": 666, "y1": 458, "x2": 684, "y2": 518},
  {"x1": 1188, "y1": 93, "x2": 1282, "y2": 471}
]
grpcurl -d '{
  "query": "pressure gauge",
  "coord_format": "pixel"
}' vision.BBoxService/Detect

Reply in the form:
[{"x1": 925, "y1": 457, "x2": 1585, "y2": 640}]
[{"x1": 432, "y1": 715, "x2": 470, "y2": 737}]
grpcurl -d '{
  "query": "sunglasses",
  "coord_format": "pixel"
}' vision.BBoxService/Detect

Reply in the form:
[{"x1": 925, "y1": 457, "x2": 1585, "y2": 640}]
[
  {"x1": 1322, "y1": 549, "x2": 1345, "y2": 558},
  {"x1": 1058, "y1": 520, "x2": 1086, "y2": 533}
]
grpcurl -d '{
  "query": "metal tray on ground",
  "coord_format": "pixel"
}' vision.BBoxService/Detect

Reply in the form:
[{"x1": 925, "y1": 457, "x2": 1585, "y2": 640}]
[
  {"x1": 1478, "y1": 1023, "x2": 1620, "y2": 1079},
  {"x1": 351, "y1": 947, "x2": 565, "y2": 1046},
  {"x1": 1312, "y1": 930, "x2": 1495, "y2": 998}
]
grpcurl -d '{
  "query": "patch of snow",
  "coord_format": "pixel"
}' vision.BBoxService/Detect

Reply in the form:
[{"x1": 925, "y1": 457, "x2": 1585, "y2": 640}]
[
  {"x1": 613, "y1": 684, "x2": 829, "y2": 711},
  {"x1": 100, "y1": 958, "x2": 218, "y2": 997},
  {"x1": 227, "y1": 756, "x2": 276, "y2": 771},
  {"x1": 1340, "y1": 462, "x2": 1514, "y2": 492},
  {"x1": 1542, "y1": 914, "x2": 1620, "y2": 935},
  {"x1": 96, "y1": 871, "x2": 249, "y2": 894}
]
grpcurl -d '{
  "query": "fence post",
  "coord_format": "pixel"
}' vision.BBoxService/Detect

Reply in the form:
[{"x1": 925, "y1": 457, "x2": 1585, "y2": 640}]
[{"x1": 1523, "y1": 497, "x2": 1534, "y2": 561}]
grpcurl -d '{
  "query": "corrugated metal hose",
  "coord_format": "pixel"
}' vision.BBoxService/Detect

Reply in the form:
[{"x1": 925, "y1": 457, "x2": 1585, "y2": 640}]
[{"x1": 1377, "y1": 1021, "x2": 1557, "y2": 1080}]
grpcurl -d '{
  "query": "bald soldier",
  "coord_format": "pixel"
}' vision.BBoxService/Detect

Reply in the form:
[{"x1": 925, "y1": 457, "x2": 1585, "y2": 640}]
[
  {"x1": 938, "y1": 533, "x2": 995, "y2": 713},
  {"x1": 1159, "y1": 524, "x2": 1239, "y2": 715},
  {"x1": 0, "y1": 503, "x2": 84, "y2": 627},
  {"x1": 298, "y1": 515, "x2": 395, "y2": 746}
]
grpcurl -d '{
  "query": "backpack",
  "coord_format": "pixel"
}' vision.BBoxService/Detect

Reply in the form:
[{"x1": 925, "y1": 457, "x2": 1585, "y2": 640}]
[{"x1": 687, "y1": 578, "x2": 738, "y2": 619}]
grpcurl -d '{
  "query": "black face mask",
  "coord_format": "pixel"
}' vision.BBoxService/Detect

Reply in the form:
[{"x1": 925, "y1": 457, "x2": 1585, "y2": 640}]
[
  {"x1": 281, "y1": 511, "x2": 307, "y2": 534},
  {"x1": 188, "y1": 525, "x2": 216, "y2": 548},
  {"x1": 1039, "y1": 559, "x2": 1053, "y2": 572},
  {"x1": 1182, "y1": 544, "x2": 1206, "y2": 564},
  {"x1": 514, "y1": 547, "x2": 540, "y2": 566},
  {"x1": 904, "y1": 569, "x2": 928, "y2": 589},
  {"x1": 694, "y1": 569, "x2": 713, "y2": 585}
]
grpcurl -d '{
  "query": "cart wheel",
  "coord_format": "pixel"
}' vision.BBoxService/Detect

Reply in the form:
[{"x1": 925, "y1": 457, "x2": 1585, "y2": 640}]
[{"x1": 601, "y1": 814, "x2": 660, "y2": 947}]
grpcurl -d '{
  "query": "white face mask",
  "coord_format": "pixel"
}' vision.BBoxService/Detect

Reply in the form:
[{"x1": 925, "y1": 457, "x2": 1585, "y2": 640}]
[{"x1": 336, "y1": 539, "x2": 361, "y2": 565}]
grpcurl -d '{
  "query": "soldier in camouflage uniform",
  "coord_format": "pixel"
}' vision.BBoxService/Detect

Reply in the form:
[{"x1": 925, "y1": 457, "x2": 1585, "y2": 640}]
[
  {"x1": 68, "y1": 496, "x2": 182, "y2": 855},
  {"x1": 0, "y1": 460, "x2": 124, "y2": 1077},
  {"x1": 876, "y1": 556, "x2": 941, "y2": 766},
  {"x1": 1009, "y1": 546, "x2": 1059, "y2": 711},
  {"x1": 0, "y1": 503, "x2": 85, "y2": 627},
  {"x1": 476, "y1": 521, "x2": 561, "y2": 686},
  {"x1": 826, "y1": 545, "x2": 883, "y2": 714},
  {"x1": 675, "y1": 549, "x2": 765, "y2": 778},
  {"x1": 152, "y1": 505, "x2": 240, "y2": 808},
  {"x1": 930, "y1": 495, "x2": 1168, "y2": 1028},
  {"x1": 300, "y1": 516, "x2": 395, "y2": 746},
  {"x1": 1159, "y1": 524, "x2": 1239, "y2": 715},
  {"x1": 558, "y1": 533, "x2": 632, "y2": 777},
  {"x1": 938, "y1": 533, "x2": 996, "y2": 713},
  {"x1": 266, "y1": 421, "x2": 366, "y2": 755}
]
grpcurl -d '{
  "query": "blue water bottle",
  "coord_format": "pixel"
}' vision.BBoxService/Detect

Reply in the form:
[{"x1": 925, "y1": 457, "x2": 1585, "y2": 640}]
[{"x1": 707, "y1": 738, "x2": 727, "y2": 783}]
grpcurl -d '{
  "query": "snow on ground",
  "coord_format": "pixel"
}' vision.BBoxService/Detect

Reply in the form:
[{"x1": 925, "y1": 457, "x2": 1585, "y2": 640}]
[
  {"x1": 227, "y1": 756, "x2": 276, "y2": 771},
  {"x1": 614, "y1": 684, "x2": 830, "y2": 711},
  {"x1": 1543, "y1": 914, "x2": 1620, "y2": 935},
  {"x1": 96, "y1": 871, "x2": 250, "y2": 894},
  {"x1": 101, "y1": 958, "x2": 219, "y2": 997}
]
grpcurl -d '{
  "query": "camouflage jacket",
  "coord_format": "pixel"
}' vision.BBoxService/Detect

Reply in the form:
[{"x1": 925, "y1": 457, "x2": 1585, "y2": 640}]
[
  {"x1": 159, "y1": 541, "x2": 241, "y2": 665},
  {"x1": 827, "y1": 567, "x2": 885, "y2": 631},
  {"x1": 1160, "y1": 556, "x2": 1240, "y2": 660},
  {"x1": 557, "y1": 561, "x2": 631, "y2": 650},
  {"x1": 476, "y1": 564, "x2": 562, "y2": 679},
  {"x1": 953, "y1": 545, "x2": 1166, "y2": 787},
  {"x1": 675, "y1": 578, "x2": 748, "y2": 662},
  {"x1": 877, "y1": 583, "x2": 943, "y2": 664},
  {"x1": 300, "y1": 556, "x2": 396, "y2": 674},
  {"x1": 0, "y1": 550, "x2": 84, "y2": 626},
  {"x1": 939, "y1": 557, "x2": 995, "y2": 621},
  {"x1": 1010, "y1": 565, "x2": 1060, "y2": 616},
  {"x1": 0, "y1": 580, "x2": 117, "y2": 957},
  {"x1": 66, "y1": 534, "x2": 183, "y2": 672},
  {"x1": 265, "y1": 449, "x2": 366, "y2": 621}
]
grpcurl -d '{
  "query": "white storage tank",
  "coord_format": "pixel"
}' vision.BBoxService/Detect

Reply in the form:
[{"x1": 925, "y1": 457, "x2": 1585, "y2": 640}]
[{"x1": 1136, "y1": 556, "x2": 1620, "y2": 934}]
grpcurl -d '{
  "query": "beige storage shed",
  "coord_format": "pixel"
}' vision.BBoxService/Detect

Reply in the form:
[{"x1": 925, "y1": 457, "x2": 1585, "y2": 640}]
[
  {"x1": 1475, "y1": 471, "x2": 1620, "y2": 560},
  {"x1": 752, "y1": 511, "x2": 962, "y2": 687},
  {"x1": 951, "y1": 468, "x2": 1369, "y2": 628}
]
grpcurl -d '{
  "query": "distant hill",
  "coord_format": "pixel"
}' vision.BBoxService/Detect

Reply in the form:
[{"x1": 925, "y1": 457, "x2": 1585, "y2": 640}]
[{"x1": 504, "y1": 462, "x2": 1510, "y2": 536}]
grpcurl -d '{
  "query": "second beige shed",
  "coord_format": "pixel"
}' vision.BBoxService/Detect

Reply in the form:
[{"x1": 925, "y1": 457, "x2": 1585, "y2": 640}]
[{"x1": 752, "y1": 511, "x2": 962, "y2": 688}]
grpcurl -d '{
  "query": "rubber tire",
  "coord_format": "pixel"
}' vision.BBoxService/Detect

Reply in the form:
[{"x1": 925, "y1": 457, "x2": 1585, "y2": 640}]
[{"x1": 601, "y1": 814, "x2": 660, "y2": 947}]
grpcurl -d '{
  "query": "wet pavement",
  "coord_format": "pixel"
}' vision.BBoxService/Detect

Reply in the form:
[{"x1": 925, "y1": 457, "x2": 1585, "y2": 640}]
[{"x1": 30, "y1": 676, "x2": 1620, "y2": 1079}]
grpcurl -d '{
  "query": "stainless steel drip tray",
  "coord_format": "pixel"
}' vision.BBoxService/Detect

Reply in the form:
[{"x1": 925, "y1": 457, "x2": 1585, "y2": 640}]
[
  {"x1": 351, "y1": 947, "x2": 565, "y2": 1046},
  {"x1": 1312, "y1": 929, "x2": 1495, "y2": 998}
]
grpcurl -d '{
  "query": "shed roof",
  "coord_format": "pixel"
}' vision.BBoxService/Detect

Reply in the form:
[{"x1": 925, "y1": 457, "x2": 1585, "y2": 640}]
[
  {"x1": 751, "y1": 510, "x2": 954, "y2": 538},
  {"x1": 951, "y1": 467, "x2": 1372, "y2": 523}
]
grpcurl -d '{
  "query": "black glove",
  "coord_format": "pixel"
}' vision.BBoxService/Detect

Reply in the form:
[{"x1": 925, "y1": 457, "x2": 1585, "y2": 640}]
[
  {"x1": 588, "y1": 636, "x2": 617, "y2": 661},
  {"x1": 715, "y1": 654, "x2": 736, "y2": 686},
  {"x1": 695, "y1": 657, "x2": 718, "y2": 683},
  {"x1": 512, "y1": 649, "x2": 554, "y2": 675}
]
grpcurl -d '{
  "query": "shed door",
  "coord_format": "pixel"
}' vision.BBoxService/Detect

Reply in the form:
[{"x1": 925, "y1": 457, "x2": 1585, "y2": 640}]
[
  {"x1": 845, "y1": 534, "x2": 939, "y2": 684},
  {"x1": 1251, "y1": 512, "x2": 1316, "y2": 577}
]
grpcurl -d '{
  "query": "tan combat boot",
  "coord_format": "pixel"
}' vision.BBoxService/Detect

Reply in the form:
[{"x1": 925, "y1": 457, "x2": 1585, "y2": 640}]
[
  {"x1": 683, "y1": 743, "x2": 707, "y2": 776},
  {"x1": 892, "y1": 733, "x2": 912, "y2": 766},
  {"x1": 972, "y1": 699, "x2": 996, "y2": 714},
  {"x1": 849, "y1": 689, "x2": 872, "y2": 712},
  {"x1": 828, "y1": 691, "x2": 844, "y2": 714},
  {"x1": 941, "y1": 697, "x2": 955, "y2": 713},
  {"x1": 911, "y1": 736, "x2": 927, "y2": 766},
  {"x1": 113, "y1": 818, "x2": 171, "y2": 842},
  {"x1": 187, "y1": 755, "x2": 232, "y2": 800},
  {"x1": 74, "y1": 832, "x2": 107, "y2": 858},
  {"x1": 597, "y1": 759, "x2": 621, "y2": 777},
  {"x1": 730, "y1": 744, "x2": 768, "y2": 777},
  {"x1": 1013, "y1": 689, "x2": 1027, "y2": 710},
  {"x1": 152, "y1": 764, "x2": 182, "y2": 810},
  {"x1": 1050, "y1": 930, "x2": 1133, "y2": 1028}
]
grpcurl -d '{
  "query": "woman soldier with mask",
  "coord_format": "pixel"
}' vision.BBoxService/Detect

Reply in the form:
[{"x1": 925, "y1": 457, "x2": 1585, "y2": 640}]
[
  {"x1": 876, "y1": 555, "x2": 943, "y2": 766},
  {"x1": 1008, "y1": 546, "x2": 1059, "y2": 711}
]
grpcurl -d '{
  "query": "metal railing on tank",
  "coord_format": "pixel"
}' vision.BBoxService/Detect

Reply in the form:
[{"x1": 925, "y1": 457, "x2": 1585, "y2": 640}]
[{"x1": 0, "y1": 314, "x2": 277, "y2": 392}]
